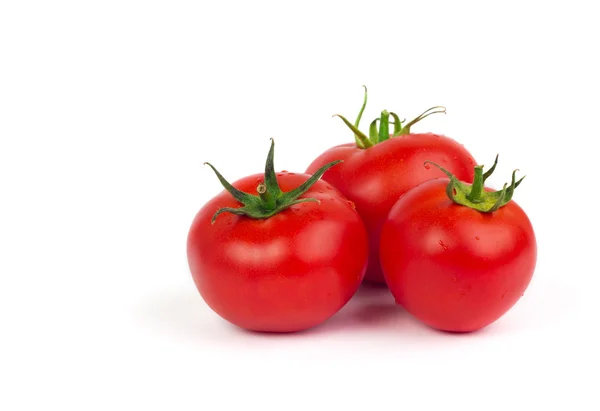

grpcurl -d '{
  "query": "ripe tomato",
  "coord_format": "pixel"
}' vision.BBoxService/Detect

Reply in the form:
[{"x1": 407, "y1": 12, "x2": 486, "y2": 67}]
[
  {"x1": 307, "y1": 88, "x2": 476, "y2": 284},
  {"x1": 380, "y1": 158, "x2": 537, "y2": 332},
  {"x1": 187, "y1": 140, "x2": 369, "y2": 333}
]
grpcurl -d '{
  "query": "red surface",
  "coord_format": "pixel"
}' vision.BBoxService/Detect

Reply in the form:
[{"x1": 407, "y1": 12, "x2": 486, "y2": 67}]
[
  {"x1": 187, "y1": 172, "x2": 369, "y2": 332},
  {"x1": 380, "y1": 178, "x2": 537, "y2": 332}
]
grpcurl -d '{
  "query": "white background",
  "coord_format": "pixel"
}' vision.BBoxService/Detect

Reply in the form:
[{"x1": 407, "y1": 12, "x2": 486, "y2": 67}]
[{"x1": 1, "y1": 1, "x2": 599, "y2": 410}]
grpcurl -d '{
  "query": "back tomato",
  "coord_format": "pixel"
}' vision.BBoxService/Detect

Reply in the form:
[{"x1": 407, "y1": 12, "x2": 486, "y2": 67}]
[
  {"x1": 380, "y1": 168, "x2": 537, "y2": 332},
  {"x1": 307, "y1": 133, "x2": 475, "y2": 284},
  {"x1": 307, "y1": 89, "x2": 476, "y2": 284},
  {"x1": 187, "y1": 142, "x2": 368, "y2": 333}
]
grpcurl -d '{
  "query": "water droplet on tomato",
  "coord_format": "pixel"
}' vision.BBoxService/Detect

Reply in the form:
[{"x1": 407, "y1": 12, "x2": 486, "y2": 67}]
[
  {"x1": 451, "y1": 277, "x2": 457, "y2": 283},
  {"x1": 318, "y1": 191, "x2": 324, "y2": 193},
  {"x1": 453, "y1": 156, "x2": 458, "y2": 160},
  {"x1": 326, "y1": 186, "x2": 333, "y2": 190},
  {"x1": 281, "y1": 170, "x2": 288, "y2": 173},
  {"x1": 347, "y1": 200, "x2": 356, "y2": 209},
  {"x1": 288, "y1": 172, "x2": 295, "y2": 175},
  {"x1": 424, "y1": 164, "x2": 431, "y2": 170},
  {"x1": 475, "y1": 236, "x2": 480, "y2": 240},
  {"x1": 438, "y1": 240, "x2": 449, "y2": 250},
  {"x1": 468, "y1": 158, "x2": 474, "y2": 165}
]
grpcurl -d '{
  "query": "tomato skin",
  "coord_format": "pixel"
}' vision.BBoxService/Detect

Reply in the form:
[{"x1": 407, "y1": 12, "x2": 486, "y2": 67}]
[
  {"x1": 380, "y1": 178, "x2": 537, "y2": 332},
  {"x1": 187, "y1": 172, "x2": 369, "y2": 333},
  {"x1": 306, "y1": 133, "x2": 476, "y2": 284}
]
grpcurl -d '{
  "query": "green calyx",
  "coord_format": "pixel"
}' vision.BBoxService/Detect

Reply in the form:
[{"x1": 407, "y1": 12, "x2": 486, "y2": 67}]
[
  {"x1": 205, "y1": 139, "x2": 341, "y2": 224},
  {"x1": 333, "y1": 86, "x2": 446, "y2": 149},
  {"x1": 425, "y1": 155, "x2": 526, "y2": 213}
]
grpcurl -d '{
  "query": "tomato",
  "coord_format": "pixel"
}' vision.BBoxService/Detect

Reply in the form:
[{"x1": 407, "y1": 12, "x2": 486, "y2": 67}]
[
  {"x1": 307, "y1": 88, "x2": 476, "y2": 284},
  {"x1": 187, "y1": 140, "x2": 369, "y2": 333},
  {"x1": 380, "y1": 158, "x2": 537, "y2": 332}
]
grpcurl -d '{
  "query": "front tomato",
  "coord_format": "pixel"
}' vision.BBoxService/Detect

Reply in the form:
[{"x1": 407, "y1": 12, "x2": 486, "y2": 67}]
[
  {"x1": 187, "y1": 140, "x2": 368, "y2": 333},
  {"x1": 380, "y1": 158, "x2": 537, "y2": 332}
]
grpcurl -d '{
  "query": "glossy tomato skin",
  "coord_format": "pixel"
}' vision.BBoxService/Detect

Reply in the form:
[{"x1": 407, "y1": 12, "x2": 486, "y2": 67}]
[
  {"x1": 380, "y1": 178, "x2": 537, "y2": 332},
  {"x1": 306, "y1": 133, "x2": 476, "y2": 284},
  {"x1": 187, "y1": 172, "x2": 369, "y2": 333}
]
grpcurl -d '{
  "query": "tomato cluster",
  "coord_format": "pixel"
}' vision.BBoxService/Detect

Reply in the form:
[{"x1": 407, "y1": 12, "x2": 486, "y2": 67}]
[{"x1": 187, "y1": 87, "x2": 537, "y2": 334}]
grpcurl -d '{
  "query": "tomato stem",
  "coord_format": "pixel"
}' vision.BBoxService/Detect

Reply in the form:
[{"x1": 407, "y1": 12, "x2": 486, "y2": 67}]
[
  {"x1": 424, "y1": 156, "x2": 526, "y2": 213},
  {"x1": 467, "y1": 166, "x2": 485, "y2": 203},
  {"x1": 335, "y1": 87, "x2": 445, "y2": 148},
  {"x1": 206, "y1": 139, "x2": 342, "y2": 223},
  {"x1": 377, "y1": 110, "x2": 390, "y2": 143},
  {"x1": 257, "y1": 183, "x2": 276, "y2": 209}
]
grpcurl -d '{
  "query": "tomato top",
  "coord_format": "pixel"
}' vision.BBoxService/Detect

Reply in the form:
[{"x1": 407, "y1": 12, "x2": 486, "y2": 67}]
[
  {"x1": 204, "y1": 139, "x2": 341, "y2": 223},
  {"x1": 334, "y1": 85, "x2": 448, "y2": 149},
  {"x1": 426, "y1": 155, "x2": 525, "y2": 212}
]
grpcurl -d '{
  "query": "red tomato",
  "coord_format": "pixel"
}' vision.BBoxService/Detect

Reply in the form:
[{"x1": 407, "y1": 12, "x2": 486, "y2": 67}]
[
  {"x1": 187, "y1": 140, "x2": 368, "y2": 333},
  {"x1": 307, "y1": 89, "x2": 475, "y2": 284},
  {"x1": 380, "y1": 159, "x2": 537, "y2": 332}
]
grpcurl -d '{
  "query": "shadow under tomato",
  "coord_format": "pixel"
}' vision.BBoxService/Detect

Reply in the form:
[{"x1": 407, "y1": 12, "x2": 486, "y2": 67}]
[
  {"x1": 239, "y1": 283, "x2": 406, "y2": 338},
  {"x1": 137, "y1": 279, "x2": 512, "y2": 344},
  {"x1": 137, "y1": 280, "x2": 423, "y2": 342}
]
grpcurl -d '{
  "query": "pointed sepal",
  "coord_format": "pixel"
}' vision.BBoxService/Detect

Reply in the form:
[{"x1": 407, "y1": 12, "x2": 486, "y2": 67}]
[
  {"x1": 335, "y1": 86, "x2": 446, "y2": 148},
  {"x1": 206, "y1": 140, "x2": 343, "y2": 223},
  {"x1": 425, "y1": 156, "x2": 525, "y2": 213}
]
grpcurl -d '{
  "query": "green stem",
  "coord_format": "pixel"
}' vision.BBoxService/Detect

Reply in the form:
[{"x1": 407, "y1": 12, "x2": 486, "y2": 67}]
[
  {"x1": 467, "y1": 166, "x2": 485, "y2": 203},
  {"x1": 335, "y1": 86, "x2": 444, "y2": 147},
  {"x1": 206, "y1": 139, "x2": 343, "y2": 223},
  {"x1": 257, "y1": 183, "x2": 276, "y2": 210},
  {"x1": 423, "y1": 156, "x2": 525, "y2": 213},
  {"x1": 378, "y1": 110, "x2": 390, "y2": 143}
]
